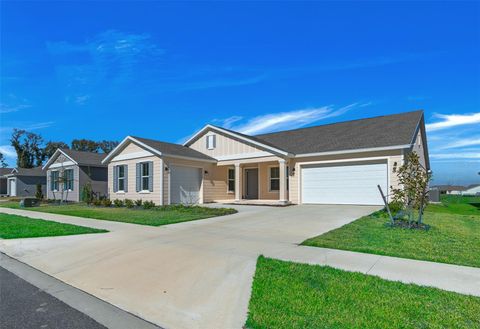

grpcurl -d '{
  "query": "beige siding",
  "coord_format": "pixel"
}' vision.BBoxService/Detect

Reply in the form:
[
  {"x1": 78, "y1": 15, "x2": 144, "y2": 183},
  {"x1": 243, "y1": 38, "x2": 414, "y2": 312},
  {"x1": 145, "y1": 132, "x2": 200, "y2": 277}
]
[
  {"x1": 203, "y1": 164, "x2": 235, "y2": 202},
  {"x1": 412, "y1": 130, "x2": 427, "y2": 169},
  {"x1": 189, "y1": 129, "x2": 269, "y2": 158},
  {"x1": 258, "y1": 162, "x2": 280, "y2": 200},
  {"x1": 108, "y1": 142, "x2": 162, "y2": 204},
  {"x1": 289, "y1": 149, "x2": 404, "y2": 204}
]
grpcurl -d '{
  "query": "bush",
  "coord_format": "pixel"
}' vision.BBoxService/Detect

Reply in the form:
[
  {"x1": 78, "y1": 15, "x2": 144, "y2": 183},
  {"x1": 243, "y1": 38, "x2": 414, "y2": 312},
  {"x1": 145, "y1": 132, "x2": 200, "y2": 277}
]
[
  {"x1": 143, "y1": 200, "x2": 155, "y2": 209},
  {"x1": 93, "y1": 199, "x2": 102, "y2": 206},
  {"x1": 35, "y1": 184, "x2": 44, "y2": 200},
  {"x1": 113, "y1": 199, "x2": 124, "y2": 207},
  {"x1": 135, "y1": 199, "x2": 143, "y2": 207},
  {"x1": 81, "y1": 182, "x2": 94, "y2": 205},
  {"x1": 102, "y1": 198, "x2": 112, "y2": 207},
  {"x1": 125, "y1": 199, "x2": 134, "y2": 208},
  {"x1": 387, "y1": 201, "x2": 403, "y2": 214}
]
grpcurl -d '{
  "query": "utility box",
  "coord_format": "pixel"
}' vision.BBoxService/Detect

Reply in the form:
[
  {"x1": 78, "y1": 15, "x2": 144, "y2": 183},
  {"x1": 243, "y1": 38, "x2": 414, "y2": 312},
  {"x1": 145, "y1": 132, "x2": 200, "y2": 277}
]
[{"x1": 429, "y1": 188, "x2": 440, "y2": 203}]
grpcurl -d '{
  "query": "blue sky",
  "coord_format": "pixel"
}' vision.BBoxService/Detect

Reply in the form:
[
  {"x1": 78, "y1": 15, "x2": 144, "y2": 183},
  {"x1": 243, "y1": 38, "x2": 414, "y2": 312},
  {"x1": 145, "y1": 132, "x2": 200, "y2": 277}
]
[{"x1": 1, "y1": 1, "x2": 479, "y2": 185}]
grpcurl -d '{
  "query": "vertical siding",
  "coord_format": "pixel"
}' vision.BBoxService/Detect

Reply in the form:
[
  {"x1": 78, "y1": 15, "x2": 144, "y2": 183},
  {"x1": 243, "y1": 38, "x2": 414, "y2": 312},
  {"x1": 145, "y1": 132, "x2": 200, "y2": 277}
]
[{"x1": 189, "y1": 129, "x2": 266, "y2": 158}]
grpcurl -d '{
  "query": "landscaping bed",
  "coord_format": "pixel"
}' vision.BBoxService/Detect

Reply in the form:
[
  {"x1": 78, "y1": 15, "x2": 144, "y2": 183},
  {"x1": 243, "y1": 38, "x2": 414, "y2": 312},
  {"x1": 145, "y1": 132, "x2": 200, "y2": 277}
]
[
  {"x1": 0, "y1": 202, "x2": 237, "y2": 227},
  {"x1": 0, "y1": 213, "x2": 107, "y2": 239},
  {"x1": 302, "y1": 195, "x2": 480, "y2": 268},
  {"x1": 246, "y1": 256, "x2": 480, "y2": 329}
]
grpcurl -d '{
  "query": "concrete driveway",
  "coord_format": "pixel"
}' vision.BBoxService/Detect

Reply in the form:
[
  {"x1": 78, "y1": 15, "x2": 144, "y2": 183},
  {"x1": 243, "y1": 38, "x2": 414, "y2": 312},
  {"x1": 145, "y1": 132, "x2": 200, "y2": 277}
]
[{"x1": 0, "y1": 204, "x2": 377, "y2": 329}]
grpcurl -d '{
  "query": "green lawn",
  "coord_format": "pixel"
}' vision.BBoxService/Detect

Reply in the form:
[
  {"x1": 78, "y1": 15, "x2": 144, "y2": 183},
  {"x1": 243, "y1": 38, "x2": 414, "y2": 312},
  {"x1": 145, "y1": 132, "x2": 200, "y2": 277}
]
[
  {"x1": 246, "y1": 257, "x2": 480, "y2": 329},
  {"x1": 0, "y1": 202, "x2": 237, "y2": 227},
  {"x1": 302, "y1": 195, "x2": 480, "y2": 268},
  {"x1": 0, "y1": 213, "x2": 107, "y2": 239}
]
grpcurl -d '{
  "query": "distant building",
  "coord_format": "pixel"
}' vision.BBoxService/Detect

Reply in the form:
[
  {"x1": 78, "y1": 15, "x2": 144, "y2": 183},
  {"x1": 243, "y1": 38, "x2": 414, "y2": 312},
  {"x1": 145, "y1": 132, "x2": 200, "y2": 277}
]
[
  {"x1": 430, "y1": 185, "x2": 466, "y2": 195},
  {"x1": 463, "y1": 184, "x2": 480, "y2": 196}
]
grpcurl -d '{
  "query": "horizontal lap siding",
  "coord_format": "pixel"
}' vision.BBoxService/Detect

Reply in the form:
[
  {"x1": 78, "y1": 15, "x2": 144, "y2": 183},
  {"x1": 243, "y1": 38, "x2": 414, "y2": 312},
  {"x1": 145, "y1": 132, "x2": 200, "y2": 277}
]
[
  {"x1": 258, "y1": 162, "x2": 280, "y2": 200},
  {"x1": 46, "y1": 165, "x2": 79, "y2": 202},
  {"x1": 204, "y1": 165, "x2": 234, "y2": 202}
]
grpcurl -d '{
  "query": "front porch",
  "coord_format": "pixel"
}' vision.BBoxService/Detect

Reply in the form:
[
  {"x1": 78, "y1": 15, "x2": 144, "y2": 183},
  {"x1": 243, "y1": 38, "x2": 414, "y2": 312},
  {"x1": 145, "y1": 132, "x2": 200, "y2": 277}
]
[{"x1": 216, "y1": 156, "x2": 290, "y2": 205}]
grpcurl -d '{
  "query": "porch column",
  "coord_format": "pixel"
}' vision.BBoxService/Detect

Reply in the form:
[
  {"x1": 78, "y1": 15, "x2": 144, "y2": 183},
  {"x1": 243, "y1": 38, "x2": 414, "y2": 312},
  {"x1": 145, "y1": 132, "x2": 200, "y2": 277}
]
[
  {"x1": 279, "y1": 159, "x2": 287, "y2": 203},
  {"x1": 234, "y1": 163, "x2": 241, "y2": 201}
]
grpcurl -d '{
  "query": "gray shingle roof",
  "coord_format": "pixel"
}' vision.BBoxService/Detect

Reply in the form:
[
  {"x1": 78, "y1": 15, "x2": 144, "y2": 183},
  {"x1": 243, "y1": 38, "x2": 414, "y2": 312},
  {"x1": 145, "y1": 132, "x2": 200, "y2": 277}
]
[
  {"x1": 13, "y1": 166, "x2": 45, "y2": 176},
  {"x1": 60, "y1": 149, "x2": 107, "y2": 167},
  {"x1": 132, "y1": 136, "x2": 216, "y2": 161},
  {"x1": 254, "y1": 110, "x2": 424, "y2": 154},
  {"x1": 0, "y1": 168, "x2": 13, "y2": 176}
]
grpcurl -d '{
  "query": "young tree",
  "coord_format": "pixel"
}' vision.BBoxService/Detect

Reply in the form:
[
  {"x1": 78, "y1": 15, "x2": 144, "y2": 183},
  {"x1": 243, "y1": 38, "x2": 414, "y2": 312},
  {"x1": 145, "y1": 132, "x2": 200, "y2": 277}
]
[
  {"x1": 44, "y1": 141, "x2": 70, "y2": 158},
  {"x1": 392, "y1": 152, "x2": 431, "y2": 225},
  {"x1": 71, "y1": 139, "x2": 99, "y2": 152},
  {"x1": 0, "y1": 152, "x2": 8, "y2": 168},
  {"x1": 98, "y1": 140, "x2": 119, "y2": 153},
  {"x1": 10, "y1": 129, "x2": 45, "y2": 168}
]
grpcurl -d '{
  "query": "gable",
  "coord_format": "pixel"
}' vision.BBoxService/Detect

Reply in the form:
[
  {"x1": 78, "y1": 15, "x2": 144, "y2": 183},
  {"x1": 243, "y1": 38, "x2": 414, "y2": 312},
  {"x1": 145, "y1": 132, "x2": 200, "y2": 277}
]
[
  {"x1": 188, "y1": 128, "x2": 274, "y2": 160},
  {"x1": 110, "y1": 141, "x2": 156, "y2": 162}
]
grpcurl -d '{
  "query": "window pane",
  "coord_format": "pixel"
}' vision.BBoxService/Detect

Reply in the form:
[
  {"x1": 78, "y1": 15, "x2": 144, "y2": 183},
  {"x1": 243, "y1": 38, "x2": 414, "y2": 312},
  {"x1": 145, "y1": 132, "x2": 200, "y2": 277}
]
[
  {"x1": 228, "y1": 168, "x2": 235, "y2": 179},
  {"x1": 142, "y1": 177, "x2": 149, "y2": 190},
  {"x1": 119, "y1": 178, "x2": 124, "y2": 191},
  {"x1": 118, "y1": 165, "x2": 125, "y2": 177},
  {"x1": 270, "y1": 179, "x2": 280, "y2": 191},
  {"x1": 228, "y1": 180, "x2": 235, "y2": 192},
  {"x1": 142, "y1": 163, "x2": 149, "y2": 176},
  {"x1": 270, "y1": 167, "x2": 279, "y2": 178}
]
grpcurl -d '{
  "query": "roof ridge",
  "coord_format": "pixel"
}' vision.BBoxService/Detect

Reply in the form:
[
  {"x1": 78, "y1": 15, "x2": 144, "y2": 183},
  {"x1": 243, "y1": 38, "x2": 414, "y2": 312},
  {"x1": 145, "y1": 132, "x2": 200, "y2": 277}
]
[{"x1": 254, "y1": 109, "x2": 424, "y2": 137}]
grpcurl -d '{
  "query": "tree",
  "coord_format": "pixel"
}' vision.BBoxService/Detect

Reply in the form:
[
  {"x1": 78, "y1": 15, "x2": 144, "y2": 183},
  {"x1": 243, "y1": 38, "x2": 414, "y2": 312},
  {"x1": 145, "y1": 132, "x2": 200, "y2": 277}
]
[
  {"x1": 0, "y1": 152, "x2": 8, "y2": 168},
  {"x1": 44, "y1": 141, "x2": 69, "y2": 159},
  {"x1": 98, "y1": 140, "x2": 119, "y2": 153},
  {"x1": 71, "y1": 139, "x2": 99, "y2": 152},
  {"x1": 392, "y1": 152, "x2": 431, "y2": 225},
  {"x1": 10, "y1": 129, "x2": 45, "y2": 168}
]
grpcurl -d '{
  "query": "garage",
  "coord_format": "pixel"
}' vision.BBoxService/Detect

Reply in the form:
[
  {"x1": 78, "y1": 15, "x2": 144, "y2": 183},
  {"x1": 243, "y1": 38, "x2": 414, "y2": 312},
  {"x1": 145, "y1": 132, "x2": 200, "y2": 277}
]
[
  {"x1": 170, "y1": 165, "x2": 202, "y2": 204},
  {"x1": 301, "y1": 161, "x2": 388, "y2": 205}
]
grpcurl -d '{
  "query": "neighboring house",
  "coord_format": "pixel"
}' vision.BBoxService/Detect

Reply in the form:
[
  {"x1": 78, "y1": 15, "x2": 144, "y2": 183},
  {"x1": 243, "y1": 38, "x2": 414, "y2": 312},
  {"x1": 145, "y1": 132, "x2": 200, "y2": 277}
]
[
  {"x1": 463, "y1": 184, "x2": 480, "y2": 196},
  {"x1": 3, "y1": 167, "x2": 46, "y2": 197},
  {"x1": 431, "y1": 185, "x2": 466, "y2": 195},
  {"x1": 0, "y1": 168, "x2": 13, "y2": 196},
  {"x1": 103, "y1": 110, "x2": 429, "y2": 206},
  {"x1": 42, "y1": 149, "x2": 108, "y2": 202}
]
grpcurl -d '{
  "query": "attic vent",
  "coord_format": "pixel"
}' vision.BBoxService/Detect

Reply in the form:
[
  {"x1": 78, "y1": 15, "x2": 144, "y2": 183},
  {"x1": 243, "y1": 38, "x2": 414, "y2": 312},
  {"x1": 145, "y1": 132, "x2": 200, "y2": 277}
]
[{"x1": 206, "y1": 135, "x2": 216, "y2": 150}]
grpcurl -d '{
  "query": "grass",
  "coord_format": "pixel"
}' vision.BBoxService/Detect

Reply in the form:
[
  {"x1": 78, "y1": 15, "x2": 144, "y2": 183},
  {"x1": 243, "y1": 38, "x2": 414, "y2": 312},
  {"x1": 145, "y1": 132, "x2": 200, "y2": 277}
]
[
  {"x1": 0, "y1": 213, "x2": 107, "y2": 239},
  {"x1": 246, "y1": 256, "x2": 480, "y2": 329},
  {"x1": 302, "y1": 195, "x2": 480, "y2": 268},
  {"x1": 0, "y1": 202, "x2": 237, "y2": 227}
]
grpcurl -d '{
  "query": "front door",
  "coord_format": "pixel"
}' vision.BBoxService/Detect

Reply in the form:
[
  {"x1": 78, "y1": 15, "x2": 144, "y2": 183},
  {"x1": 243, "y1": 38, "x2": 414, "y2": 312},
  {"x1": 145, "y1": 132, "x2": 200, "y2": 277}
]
[
  {"x1": 8, "y1": 178, "x2": 16, "y2": 197},
  {"x1": 245, "y1": 169, "x2": 258, "y2": 199}
]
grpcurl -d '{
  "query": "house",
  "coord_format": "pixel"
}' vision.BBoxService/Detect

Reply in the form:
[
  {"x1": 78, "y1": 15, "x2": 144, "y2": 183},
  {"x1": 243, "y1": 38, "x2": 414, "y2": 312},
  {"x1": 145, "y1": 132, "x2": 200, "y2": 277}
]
[
  {"x1": 463, "y1": 184, "x2": 480, "y2": 196},
  {"x1": 102, "y1": 110, "x2": 429, "y2": 206},
  {"x1": 3, "y1": 167, "x2": 46, "y2": 197},
  {"x1": 431, "y1": 185, "x2": 466, "y2": 195},
  {"x1": 42, "y1": 149, "x2": 108, "y2": 202},
  {"x1": 0, "y1": 168, "x2": 13, "y2": 196}
]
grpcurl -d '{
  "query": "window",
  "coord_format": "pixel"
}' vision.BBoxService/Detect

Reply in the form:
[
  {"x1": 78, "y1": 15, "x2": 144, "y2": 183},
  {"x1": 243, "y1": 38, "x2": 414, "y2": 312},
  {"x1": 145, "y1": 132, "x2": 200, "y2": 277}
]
[
  {"x1": 269, "y1": 167, "x2": 280, "y2": 191},
  {"x1": 141, "y1": 162, "x2": 150, "y2": 191},
  {"x1": 63, "y1": 169, "x2": 74, "y2": 191},
  {"x1": 51, "y1": 171, "x2": 59, "y2": 191},
  {"x1": 117, "y1": 165, "x2": 126, "y2": 191},
  {"x1": 206, "y1": 135, "x2": 216, "y2": 150},
  {"x1": 228, "y1": 168, "x2": 235, "y2": 192}
]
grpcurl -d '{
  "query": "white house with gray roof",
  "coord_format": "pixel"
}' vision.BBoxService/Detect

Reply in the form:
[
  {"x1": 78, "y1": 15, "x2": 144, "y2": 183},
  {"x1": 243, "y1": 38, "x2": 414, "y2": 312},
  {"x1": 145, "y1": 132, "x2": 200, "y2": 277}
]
[
  {"x1": 43, "y1": 149, "x2": 108, "y2": 202},
  {"x1": 103, "y1": 110, "x2": 429, "y2": 206}
]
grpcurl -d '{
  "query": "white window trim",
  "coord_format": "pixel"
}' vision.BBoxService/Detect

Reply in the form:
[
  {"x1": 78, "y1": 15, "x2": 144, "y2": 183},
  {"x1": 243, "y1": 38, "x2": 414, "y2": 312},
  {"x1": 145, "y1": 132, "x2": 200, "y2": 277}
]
[
  {"x1": 139, "y1": 190, "x2": 151, "y2": 194},
  {"x1": 140, "y1": 162, "x2": 150, "y2": 191},
  {"x1": 64, "y1": 169, "x2": 74, "y2": 192},
  {"x1": 117, "y1": 165, "x2": 126, "y2": 192},
  {"x1": 268, "y1": 166, "x2": 280, "y2": 192},
  {"x1": 51, "y1": 170, "x2": 59, "y2": 192},
  {"x1": 206, "y1": 134, "x2": 216, "y2": 150},
  {"x1": 227, "y1": 167, "x2": 235, "y2": 193}
]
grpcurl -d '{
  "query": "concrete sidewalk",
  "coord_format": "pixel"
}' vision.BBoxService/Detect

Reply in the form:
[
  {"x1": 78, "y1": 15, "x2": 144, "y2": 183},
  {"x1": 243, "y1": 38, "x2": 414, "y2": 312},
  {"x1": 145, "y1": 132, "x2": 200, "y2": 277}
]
[{"x1": 266, "y1": 245, "x2": 480, "y2": 297}]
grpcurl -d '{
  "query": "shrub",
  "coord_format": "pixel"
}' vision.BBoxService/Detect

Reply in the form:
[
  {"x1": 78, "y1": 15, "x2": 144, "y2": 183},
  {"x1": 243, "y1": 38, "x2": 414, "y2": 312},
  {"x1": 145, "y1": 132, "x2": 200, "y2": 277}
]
[
  {"x1": 387, "y1": 201, "x2": 403, "y2": 214},
  {"x1": 35, "y1": 184, "x2": 44, "y2": 200},
  {"x1": 113, "y1": 199, "x2": 124, "y2": 207},
  {"x1": 102, "y1": 198, "x2": 112, "y2": 207},
  {"x1": 93, "y1": 199, "x2": 102, "y2": 206},
  {"x1": 143, "y1": 200, "x2": 155, "y2": 209},
  {"x1": 125, "y1": 199, "x2": 134, "y2": 208},
  {"x1": 135, "y1": 199, "x2": 143, "y2": 207},
  {"x1": 81, "y1": 182, "x2": 94, "y2": 205}
]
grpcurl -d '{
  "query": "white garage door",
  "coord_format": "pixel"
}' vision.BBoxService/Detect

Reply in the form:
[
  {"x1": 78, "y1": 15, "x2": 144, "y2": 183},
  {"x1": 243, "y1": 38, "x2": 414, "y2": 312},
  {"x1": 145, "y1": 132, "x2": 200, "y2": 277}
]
[
  {"x1": 301, "y1": 162, "x2": 388, "y2": 205},
  {"x1": 170, "y1": 165, "x2": 202, "y2": 204}
]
